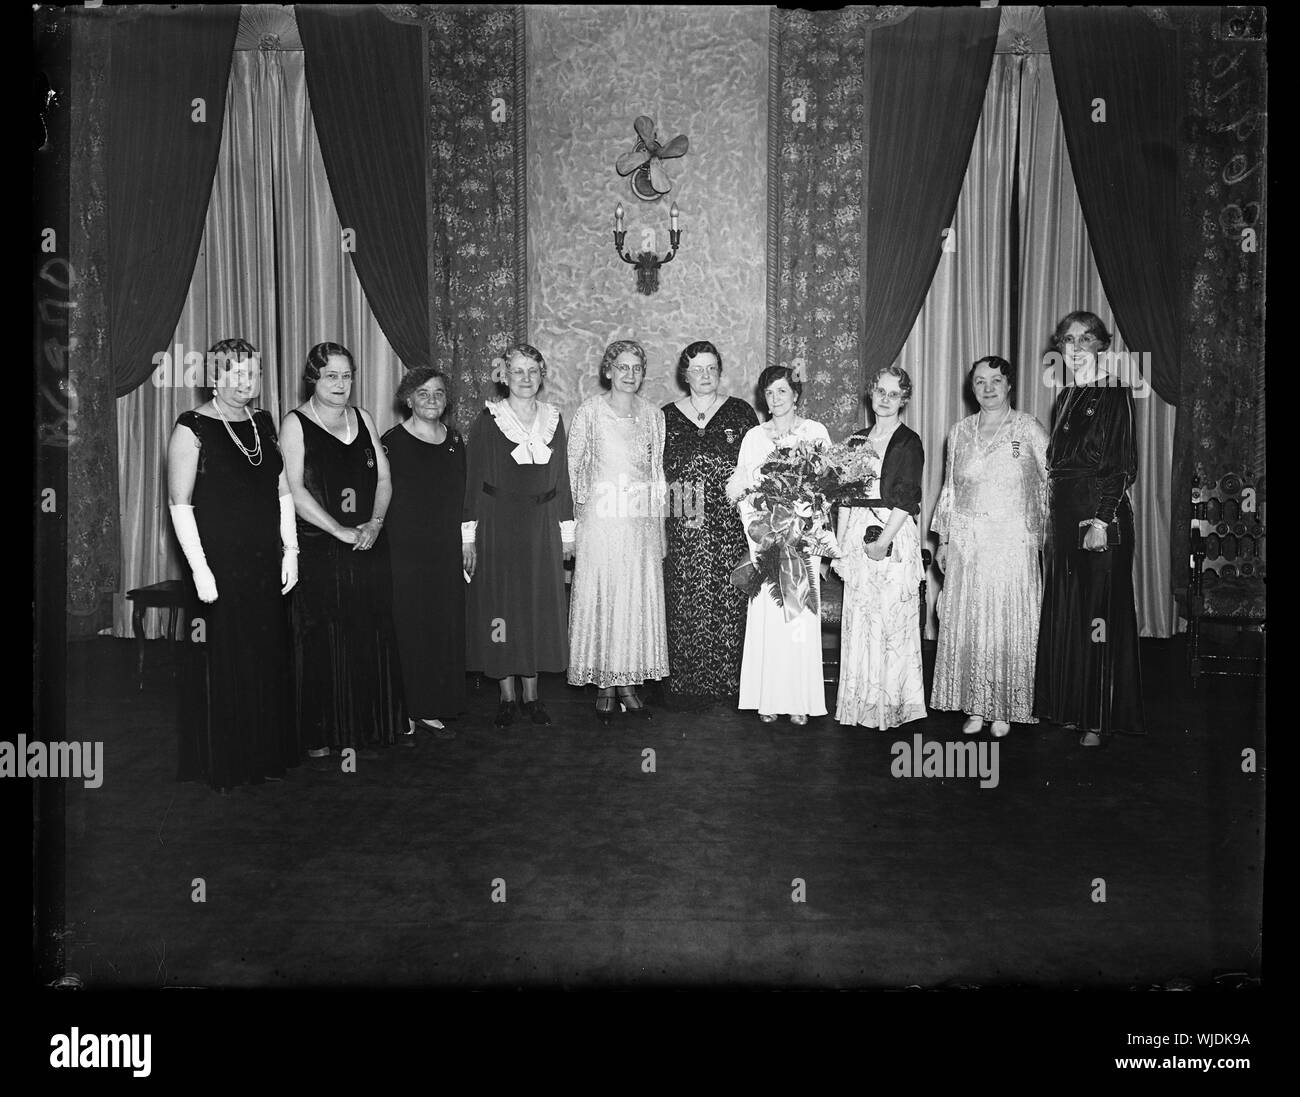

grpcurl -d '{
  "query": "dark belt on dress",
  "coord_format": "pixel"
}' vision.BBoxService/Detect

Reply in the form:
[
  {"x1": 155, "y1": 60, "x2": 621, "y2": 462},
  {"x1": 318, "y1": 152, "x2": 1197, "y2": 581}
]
[
  {"x1": 482, "y1": 481, "x2": 556, "y2": 505},
  {"x1": 839, "y1": 497, "x2": 886, "y2": 508}
]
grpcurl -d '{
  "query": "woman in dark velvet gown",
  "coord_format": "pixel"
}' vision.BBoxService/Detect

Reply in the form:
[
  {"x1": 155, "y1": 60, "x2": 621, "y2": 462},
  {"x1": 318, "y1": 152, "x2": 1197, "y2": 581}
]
[
  {"x1": 382, "y1": 367, "x2": 466, "y2": 738},
  {"x1": 661, "y1": 341, "x2": 757, "y2": 705},
  {"x1": 167, "y1": 338, "x2": 298, "y2": 793},
  {"x1": 281, "y1": 342, "x2": 406, "y2": 757},
  {"x1": 1035, "y1": 311, "x2": 1145, "y2": 746}
]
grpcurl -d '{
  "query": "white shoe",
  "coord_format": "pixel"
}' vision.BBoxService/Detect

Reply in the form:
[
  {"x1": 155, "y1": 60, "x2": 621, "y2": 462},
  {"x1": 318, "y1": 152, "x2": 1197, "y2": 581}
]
[
  {"x1": 990, "y1": 720, "x2": 1011, "y2": 738},
  {"x1": 962, "y1": 715, "x2": 984, "y2": 735}
]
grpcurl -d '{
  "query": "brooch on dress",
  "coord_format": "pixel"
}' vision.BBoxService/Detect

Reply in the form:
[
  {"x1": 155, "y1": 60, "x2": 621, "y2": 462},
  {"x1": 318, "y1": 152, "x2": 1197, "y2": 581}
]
[
  {"x1": 724, "y1": 428, "x2": 737, "y2": 444},
  {"x1": 1011, "y1": 439, "x2": 1021, "y2": 459},
  {"x1": 365, "y1": 447, "x2": 375, "y2": 469}
]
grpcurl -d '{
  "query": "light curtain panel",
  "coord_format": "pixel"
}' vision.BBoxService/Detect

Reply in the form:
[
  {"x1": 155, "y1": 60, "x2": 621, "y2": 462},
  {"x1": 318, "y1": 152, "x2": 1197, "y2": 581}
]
[
  {"x1": 526, "y1": 5, "x2": 770, "y2": 429},
  {"x1": 114, "y1": 49, "x2": 402, "y2": 639}
]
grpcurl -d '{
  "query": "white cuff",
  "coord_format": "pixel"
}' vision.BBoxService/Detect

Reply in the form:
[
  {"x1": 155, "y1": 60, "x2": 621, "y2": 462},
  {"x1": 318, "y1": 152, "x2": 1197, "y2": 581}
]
[
  {"x1": 279, "y1": 493, "x2": 299, "y2": 553},
  {"x1": 461, "y1": 520, "x2": 478, "y2": 545},
  {"x1": 560, "y1": 520, "x2": 576, "y2": 543}
]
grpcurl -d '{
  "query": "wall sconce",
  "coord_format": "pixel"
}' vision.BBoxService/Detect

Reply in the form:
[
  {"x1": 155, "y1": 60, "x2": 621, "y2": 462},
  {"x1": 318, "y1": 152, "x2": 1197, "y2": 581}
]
[{"x1": 612, "y1": 201, "x2": 682, "y2": 296}]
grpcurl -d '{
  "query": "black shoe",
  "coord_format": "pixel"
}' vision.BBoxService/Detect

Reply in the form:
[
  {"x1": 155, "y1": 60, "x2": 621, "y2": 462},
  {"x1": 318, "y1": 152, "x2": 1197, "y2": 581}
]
[
  {"x1": 617, "y1": 689, "x2": 653, "y2": 720},
  {"x1": 595, "y1": 694, "x2": 619, "y2": 728},
  {"x1": 494, "y1": 701, "x2": 517, "y2": 728},
  {"x1": 521, "y1": 700, "x2": 551, "y2": 726}
]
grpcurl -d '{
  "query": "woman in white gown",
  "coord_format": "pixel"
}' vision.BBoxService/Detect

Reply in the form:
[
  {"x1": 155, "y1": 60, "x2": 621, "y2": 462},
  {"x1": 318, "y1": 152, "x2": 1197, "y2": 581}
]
[
  {"x1": 728, "y1": 364, "x2": 830, "y2": 725},
  {"x1": 833, "y1": 365, "x2": 927, "y2": 729},
  {"x1": 931, "y1": 356, "x2": 1049, "y2": 738}
]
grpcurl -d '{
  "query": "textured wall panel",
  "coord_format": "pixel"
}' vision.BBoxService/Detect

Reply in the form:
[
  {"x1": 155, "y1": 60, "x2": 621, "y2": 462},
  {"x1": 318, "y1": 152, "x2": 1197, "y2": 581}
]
[{"x1": 527, "y1": 5, "x2": 769, "y2": 426}]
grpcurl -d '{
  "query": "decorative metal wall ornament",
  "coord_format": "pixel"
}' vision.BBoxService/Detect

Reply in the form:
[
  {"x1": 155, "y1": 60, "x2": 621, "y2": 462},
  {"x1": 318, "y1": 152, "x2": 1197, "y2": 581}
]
[
  {"x1": 612, "y1": 201, "x2": 682, "y2": 296},
  {"x1": 615, "y1": 115, "x2": 689, "y2": 201}
]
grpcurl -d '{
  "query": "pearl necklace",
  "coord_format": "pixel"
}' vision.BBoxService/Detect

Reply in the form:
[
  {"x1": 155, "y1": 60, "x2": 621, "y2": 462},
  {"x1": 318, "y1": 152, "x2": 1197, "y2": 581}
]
[
  {"x1": 307, "y1": 395, "x2": 354, "y2": 443},
  {"x1": 212, "y1": 398, "x2": 262, "y2": 466}
]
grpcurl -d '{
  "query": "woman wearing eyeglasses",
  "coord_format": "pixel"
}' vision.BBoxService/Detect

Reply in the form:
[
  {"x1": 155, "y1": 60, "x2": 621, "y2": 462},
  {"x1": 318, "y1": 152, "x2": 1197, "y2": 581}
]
[
  {"x1": 1035, "y1": 311, "x2": 1145, "y2": 746},
  {"x1": 463, "y1": 344, "x2": 575, "y2": 729},
  {"x1": 661, "y1": 341, "x2": 758, "y2": 707},
  {"x1": 930, "y1": 356, "x2": 1050, "y2": 739},
  {"x1": 567, "y1": 339, "x2": 670, "y2": 725},
  {"x1": 832, "y1": 365, "x2": 927, "y2": 730}
]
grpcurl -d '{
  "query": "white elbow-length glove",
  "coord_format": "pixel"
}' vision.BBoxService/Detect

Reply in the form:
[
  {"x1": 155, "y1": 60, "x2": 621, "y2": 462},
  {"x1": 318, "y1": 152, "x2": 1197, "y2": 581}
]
[
  {"x1": 280, "y1": 493, "x2": 299, "y2": 594},
  {"x1": 169, "y1": 503, "x2": 218, "y2": 603}
]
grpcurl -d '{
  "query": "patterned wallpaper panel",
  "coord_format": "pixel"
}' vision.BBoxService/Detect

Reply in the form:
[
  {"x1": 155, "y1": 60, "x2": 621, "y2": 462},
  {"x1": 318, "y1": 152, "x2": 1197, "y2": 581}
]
[{"x1": 526, "y1": 5, "x2": 769, "y2": 429}]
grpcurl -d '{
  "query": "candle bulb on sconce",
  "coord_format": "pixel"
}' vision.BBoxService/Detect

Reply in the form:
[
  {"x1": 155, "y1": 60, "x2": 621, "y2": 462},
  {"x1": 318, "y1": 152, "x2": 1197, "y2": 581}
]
[{"x1": 611, "y1": 199, "x2": 685, "y2": 297}]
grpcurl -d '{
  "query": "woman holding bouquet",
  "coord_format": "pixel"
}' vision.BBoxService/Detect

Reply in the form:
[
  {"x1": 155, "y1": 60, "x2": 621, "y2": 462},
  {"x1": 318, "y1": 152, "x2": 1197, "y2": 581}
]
[
  {"x1": 727, "y1": 364, "x2": 831, "y2": 725},
  {"x1": 832, "y1": 365, "x2": 927, "y2": 729}
]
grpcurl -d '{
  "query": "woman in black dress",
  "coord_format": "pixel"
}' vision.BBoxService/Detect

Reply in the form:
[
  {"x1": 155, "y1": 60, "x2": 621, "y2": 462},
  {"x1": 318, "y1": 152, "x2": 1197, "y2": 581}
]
[
  {"x1": 280, "y1": 342, "x2": 406, "y2": 757},
  {"x1": 167, "y1": 338, "x2": 298, "y2": 793},
  {"x1": 1035, "y1": 311, "x2": 1145, "y2": 746},
  {"x1": 382, "y1": 367, "x2": 466, "y2": 739},
  {"x1": 661, "y1": 340, "x2": 757, "y2": 705},
  {"x1": 463, "y1": 344, "x2": 574, "y2": 728}
]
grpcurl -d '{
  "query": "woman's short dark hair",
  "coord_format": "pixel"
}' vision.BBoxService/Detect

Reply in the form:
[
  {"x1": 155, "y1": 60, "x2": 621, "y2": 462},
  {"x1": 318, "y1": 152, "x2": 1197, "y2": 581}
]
[
  {"x1": 206, "y1": 338, "x2": 258, "y2": 388},
  {"x1": 676, "y1": 340, "x2": 722, "y2": 392},
  {"x1": 599, "y1": 339, "x2": 647, "y2": 391},
  {"x1": 396, "y1": 366, "x2": 452, "y2": 421},
  {"x1": 304, "y1": 342, "x2": 355, "y2": 389},
  {"x1": 865, "y1": 363, "x2": 913, "y2": 408},
  {"x1": 756, "y1": 364, "x2": 801, "y2": 415},
  {"x1": 495, "y1": 343, "x2": 547, "y2": 398},
  {"x1": 1051, "y1": 310, "x2": 1112, "y2": 352},
  {"x1": 967, "y1": 355, "x2": 1015, "y2": 403}
]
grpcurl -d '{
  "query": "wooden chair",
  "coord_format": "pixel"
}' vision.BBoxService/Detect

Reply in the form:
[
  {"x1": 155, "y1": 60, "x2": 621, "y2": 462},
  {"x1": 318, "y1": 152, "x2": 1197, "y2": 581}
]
[{"x1": 1177, "y1": 472, "x2": 1265, "y2": 682}]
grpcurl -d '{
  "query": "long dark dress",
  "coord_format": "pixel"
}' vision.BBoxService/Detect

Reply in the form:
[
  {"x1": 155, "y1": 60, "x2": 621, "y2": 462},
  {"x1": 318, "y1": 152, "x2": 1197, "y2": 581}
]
[
  {"x1": 661, "y1": 397, "x2": 757, "y2": 699},
  {"x1": 382, "y1": 421, "x2": 467, "y2": 720},
  {"x1": 464, "y1": 403, "x2": 573, "y2": 678},
  {"x1": 290, "y1": 408, "x2": 405, "y2": 749},
  {"x1": 1034, "y1": 384, "x2": 1145, "y2": 734},
  {"x1": 175, "y1": 409, "x2": 295, "y2": 789}
]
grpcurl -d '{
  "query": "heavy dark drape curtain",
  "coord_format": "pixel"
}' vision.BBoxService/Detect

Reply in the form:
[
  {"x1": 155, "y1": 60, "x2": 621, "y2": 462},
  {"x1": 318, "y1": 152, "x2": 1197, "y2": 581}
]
[
  {"x1": 296, "y1": 4, "x2": 429, "y2": 370},
  {"x1": 107, "y1": 6, "x2": 239, "y2": 396},
  {"x1": 859, "y1": 6, "x2": 1000, "y2": 382},
  {"x1": 1044, "y1": 7, "x2": 1182, "y2": 406}
]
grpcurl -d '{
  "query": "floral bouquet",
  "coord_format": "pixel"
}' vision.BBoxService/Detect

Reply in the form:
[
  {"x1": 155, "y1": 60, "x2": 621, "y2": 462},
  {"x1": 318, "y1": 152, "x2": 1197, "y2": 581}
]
[{"x1": 729, "y1": 438, "x2": 852, "y2": 621}]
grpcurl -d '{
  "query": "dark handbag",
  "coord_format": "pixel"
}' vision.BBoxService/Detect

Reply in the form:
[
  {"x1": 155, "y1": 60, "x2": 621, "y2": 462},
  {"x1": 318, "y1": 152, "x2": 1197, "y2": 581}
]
[
  {"x1": 1077, "y1": 520, "x2": 1121, "y2": 549},
  {"x1": 863, "y1": 524, "x2": 893, "y2": 557}
]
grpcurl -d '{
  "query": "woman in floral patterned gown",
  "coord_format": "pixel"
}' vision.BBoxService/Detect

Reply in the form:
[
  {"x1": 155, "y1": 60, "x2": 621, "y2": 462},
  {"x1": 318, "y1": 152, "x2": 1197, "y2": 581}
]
[
  {"x1": 661, "y1": 341, "x2": 757, "y2": 706},
  {"x1": 832, "y1": 365, "x2": 927, "y2": 730}
]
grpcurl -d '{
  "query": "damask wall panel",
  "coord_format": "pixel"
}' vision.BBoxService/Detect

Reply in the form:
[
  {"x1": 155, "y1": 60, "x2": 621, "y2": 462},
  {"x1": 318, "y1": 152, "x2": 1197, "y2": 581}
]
[
  {"x1": 526, "y1": 5, "x2": 769, "y2": 429},
  {"x1": 1171, "y1": 7, "x2": 1266, "y2": 582},
  {"x1": 427, "y1": 4, "x2": 524, "y2": 435}
]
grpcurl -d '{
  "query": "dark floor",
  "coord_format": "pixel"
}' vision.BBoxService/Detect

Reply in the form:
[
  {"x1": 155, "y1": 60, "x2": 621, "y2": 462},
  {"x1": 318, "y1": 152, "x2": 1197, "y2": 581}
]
[{"x1": 59, "y1": 633, "x2": 1263, "y2": 988}]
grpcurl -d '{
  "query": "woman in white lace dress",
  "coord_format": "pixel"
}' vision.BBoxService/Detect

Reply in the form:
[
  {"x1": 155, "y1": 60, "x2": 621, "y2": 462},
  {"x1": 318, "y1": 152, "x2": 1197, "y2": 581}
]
[
  {"x1": 833, "y1": 365, "x2": 927, "y2": 730},
  {"x1": 931, "y1": 356, "x2": 1049, "y2": 738},
  {"x1": 567, "y1": 340, "x2": 670, "y2": 725}
]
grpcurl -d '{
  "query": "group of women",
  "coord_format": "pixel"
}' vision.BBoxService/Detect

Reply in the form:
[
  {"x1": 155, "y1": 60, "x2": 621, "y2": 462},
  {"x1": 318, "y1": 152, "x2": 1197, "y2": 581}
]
[{"x1": 168, "y1": 309, "x2": 1144, "y2": 792}]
